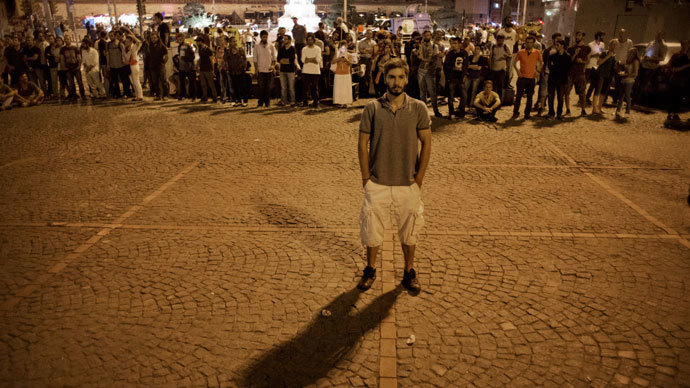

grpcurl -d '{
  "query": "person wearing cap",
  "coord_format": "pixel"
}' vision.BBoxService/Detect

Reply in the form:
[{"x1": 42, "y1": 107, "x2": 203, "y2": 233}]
[
  {"x1": 292, "y1": 17, "x2": 307, "y2": 67},
  {"x1": 489, "y1": 34, "x2": 511, "y2": 101}
]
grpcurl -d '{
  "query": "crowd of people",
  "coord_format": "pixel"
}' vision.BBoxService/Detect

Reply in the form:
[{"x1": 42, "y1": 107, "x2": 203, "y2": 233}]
[{"x1": 1, "y1": 15, "x2": 688, "y2": 123}]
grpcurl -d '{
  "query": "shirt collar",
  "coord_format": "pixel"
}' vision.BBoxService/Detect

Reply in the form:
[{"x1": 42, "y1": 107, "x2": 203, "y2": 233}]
[{"x1": 378, "y1": 93, "x2": 410, "y2": 111}]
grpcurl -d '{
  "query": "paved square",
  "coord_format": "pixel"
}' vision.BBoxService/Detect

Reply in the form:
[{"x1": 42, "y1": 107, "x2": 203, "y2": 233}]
[{"x1": 1, "y1": 100, "x2": 689, "y2": 387}]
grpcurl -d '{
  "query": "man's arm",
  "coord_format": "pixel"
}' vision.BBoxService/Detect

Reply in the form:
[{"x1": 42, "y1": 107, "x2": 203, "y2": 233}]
[
  {"x1": 358, "y1": 131, "x2": 371, "y2": 186},
  {"x1": 512, "y1": 53, "x2": 520, "y2": 74},
  {"x1": 415, "y1": 129, "x2": 431, "y2": 187}
]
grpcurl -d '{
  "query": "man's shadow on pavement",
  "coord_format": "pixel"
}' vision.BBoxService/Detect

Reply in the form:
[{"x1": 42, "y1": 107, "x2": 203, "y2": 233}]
[{"x1": 239, "y1": 286, "x2": 402, "y2": 388}]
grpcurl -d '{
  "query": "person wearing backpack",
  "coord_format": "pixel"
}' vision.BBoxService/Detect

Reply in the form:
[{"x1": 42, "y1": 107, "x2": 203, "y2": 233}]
[{"x1": 176, "y1": 33, "x2": 196, "y2": 100}]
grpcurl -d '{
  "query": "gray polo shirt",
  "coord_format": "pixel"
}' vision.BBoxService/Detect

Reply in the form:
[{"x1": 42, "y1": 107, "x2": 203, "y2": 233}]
[{"x1": 359, "y1": 94, "x2": 431, "y2": 186}]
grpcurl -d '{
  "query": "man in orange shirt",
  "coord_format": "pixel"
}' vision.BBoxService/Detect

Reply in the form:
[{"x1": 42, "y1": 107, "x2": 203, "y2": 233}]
[{"x1": 512, "y1": 36, "x2": 542, "y2": 119}]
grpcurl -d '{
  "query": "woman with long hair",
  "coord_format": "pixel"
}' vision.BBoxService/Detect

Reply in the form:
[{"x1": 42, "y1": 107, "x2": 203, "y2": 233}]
[{"x1": 615, "y1": 47, "x2": 639, "y2": 118}]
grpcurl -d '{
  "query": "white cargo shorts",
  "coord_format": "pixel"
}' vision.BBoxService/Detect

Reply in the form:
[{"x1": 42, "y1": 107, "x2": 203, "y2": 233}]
[{"x1": 359, "y1": 180, "x2": 425, "y2": 247}]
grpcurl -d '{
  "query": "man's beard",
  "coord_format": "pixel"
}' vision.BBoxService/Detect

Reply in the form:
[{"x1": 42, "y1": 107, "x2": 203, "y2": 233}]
[{"x1": 387, "y1": 86, "x2": 404, "y2": 96}]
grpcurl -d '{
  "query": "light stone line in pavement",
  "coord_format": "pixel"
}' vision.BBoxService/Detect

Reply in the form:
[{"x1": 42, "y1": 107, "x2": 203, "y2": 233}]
[
  {"x1": 0, "y1": 157, "x2": 37, "y2": 170},
  {"x1": 0, "y1": 160, "x2": 200, "y2": 311},
  {"x1": 0, "y1": 222, "x2": 686, "y2": 241},
  {"x1": 380, "y1": 229, "x2": 397, "y2": 388},
  {"x1": 543, "y1": 140, "x2": 690, "y2": 249}
]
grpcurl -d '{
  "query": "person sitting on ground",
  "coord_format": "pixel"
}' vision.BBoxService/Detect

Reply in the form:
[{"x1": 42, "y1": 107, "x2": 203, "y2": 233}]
[
  {"x1": 13, "y1": 72, "x2": 44, "y2": 107},
  {"x1": 473, "y1": 79, "x2": 501, "y2": 122},
  {"x1": 0, "y1": 76, "x2": 18, "y2": 110}
]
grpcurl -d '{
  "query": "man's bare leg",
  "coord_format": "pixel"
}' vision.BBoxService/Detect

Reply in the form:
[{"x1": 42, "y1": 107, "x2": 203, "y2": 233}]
[
  {"x1": 402, "y1": 244, "x2": 415, "y2": 271},
  {"x1": 401, "y1": 243, "x2": 420, "y2": 293},
  {"x1": 366, "y1": 246, "x2": 380, "y2": 268}
]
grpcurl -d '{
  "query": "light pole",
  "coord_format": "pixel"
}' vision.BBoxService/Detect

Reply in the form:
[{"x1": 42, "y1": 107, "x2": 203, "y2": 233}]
[
  {"x1": 344, "y1": 0, "x2": 347, "y2": 23},
  {"x1": 521, "y1": 0, "x2": 527, "y2": 25}
]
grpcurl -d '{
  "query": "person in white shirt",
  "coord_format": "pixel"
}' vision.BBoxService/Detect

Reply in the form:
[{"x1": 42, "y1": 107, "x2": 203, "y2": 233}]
[
  {"x1": 585, "y1": 31, "x2": 606, "y2": 103},
  {"x1": 611, "y1": 28, "x2": 633, "y2": 104},
  {"x1": 499, "y1": 19, "x2": 518, "y2": 88},
  {"x1": 81, "y1": 40, "x2": 106, "y2": 98},
  {"x1": 301, "y1": 33, "x2": 322, "y2": 108},
  {"x1": 358, "y1": 30, "x2": 376, "y2": 97},
  {"x1": 253, "y1": 30, "x2": 277, "y2": 107},
  {"x1": 122, "y1": 29, "x2": 143, "y2": 101}
]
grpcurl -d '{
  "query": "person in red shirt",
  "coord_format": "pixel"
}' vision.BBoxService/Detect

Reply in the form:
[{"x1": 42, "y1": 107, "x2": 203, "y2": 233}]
[{"x1": 511, "y1": 36, "x2": 542, "y2": 119}]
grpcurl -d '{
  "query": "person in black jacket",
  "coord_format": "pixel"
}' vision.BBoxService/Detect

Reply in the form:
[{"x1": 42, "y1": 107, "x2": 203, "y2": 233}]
[
  {"x1": 546, "y1": 39, "x2": 571, "y2": 120},
  {"x1": 443, "y1": 37, "x2": 468, "y2": 119}
]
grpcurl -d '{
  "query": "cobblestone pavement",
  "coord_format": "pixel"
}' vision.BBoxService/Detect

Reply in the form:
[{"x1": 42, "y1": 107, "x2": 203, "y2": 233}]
[{"x1": 0, "y1": 98, "x2": 689, "y2": 387}]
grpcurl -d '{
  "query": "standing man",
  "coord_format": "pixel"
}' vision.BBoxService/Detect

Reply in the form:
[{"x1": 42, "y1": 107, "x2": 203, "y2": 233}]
[
  {"x1": 417, "y1": 30, "x2": 442, "y2": 118},
  {"x1": 443, "y1": 37, "x2": 468, "y2": 119},
  {"x1": 81, "y1": 40, "x2": 106, "y2": 98},
  {"x1": 301, "y1": 33, "x2": 322, "y2": 108},
  {"x1": 638, "y1": 31, "x2": 667, "y2": 103},
  {"x1": 357, "y1": 58, "x2": 431, "y2": 294},
  {"x1": 253, "y1": 30, "x2": 277, "y2": 107},
  {"x1": 59, "y1": 35, "x2": 85, "y2": 100},
  {"x1": 488, "y1": 34, "x2": 510, "y2": 103},
  {"x1": 154, "y1": 12, "x2": 170, "y2": 47},
  {"x1": 566, "y1": 31, "x2": 590, "y2": 116},
  {"x1": 512, "y1": 35, "x2": 542, "y2": 120},
  {"x1": 611, "y1": 29, "x2": 633, "y2": 104},
  {"x1": 498, "y1": 19, "x2": 517, "y2": 88},
  {"x1": 358, "y1": 30, "x2": 375, "y2": 98},
  {"x1": 585, "y1": 31, "x2": 606, "y2": 104},
  {"x1": 291, "y1": 17, "x2": 306, "y2": 67},
  {"x1": 177, "y1": 33, "x2": 196, "y2": 100},
  {"x1": 148, "y1": 33, "x2": 169, "y2": 101},
  {"x1": 546, "y1": 39, "x2": 571, "y2": 120}
]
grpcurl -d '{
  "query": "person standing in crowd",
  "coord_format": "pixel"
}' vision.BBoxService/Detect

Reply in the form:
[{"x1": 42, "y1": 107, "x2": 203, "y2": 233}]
[
  {"x1": 665, "y1": 39, "x2": 689, "y2": 122},
  {"x1": 418, "y1": 30, "x2": 442, "y2": 118},
  {"x1": 122, "y1": 29, "x2": 143, "y2": 102},
  {"x1": 291, "y1": 17, "x2": 306, "y2": 67},
  {"x1": 443, "y1": 37, "x2": 468, "y2": 120},
  {"x1": 637, "y1": 31, "x2": 667, "y2": 103},
  {"x1": 37, "y1": 32, "x2": 51, "y2": 96},
  {"x1": 81, "y1": 40, "x2": 106, "y2": 99},
  {"x1": 225, "y1": 35, "x2": 249, "y2": 107},
  {"x1": 611, "y1": 29, "x2": 633, "y2": 104},
  {"x1": 473, "y1": 79, "x2": 501, "y2": 122},
  {"x1": 616, "y1": 47, "x2": 640, "y2": 119},
  {"x1": 253, "y1": 30, "x2": 277, "y2": 108},
  {"x1": 301, "y1": 33, "x2": 322, "y2": 108},
  {"x1": 59, "y1": 35, "x2": 85, "y2": 100},
  {"x1": 23, "y1": 36, "x2": 42, "y2": 88},
  {"x1": 52, "y1": 36, "x2": 68, "y2": 99},
  {"x1": 512, "y1": 35, "x2": 542, "y2": 119},
  {"x1": 215, "y1": 36, "x2": 229, "y2": 103},
  {"x1": 464, "y1": 44, "x2": 488, "y2": 112},
  {"x1": 488, "y1": 34, "x2": 510, "y2": 102},
  {"x1": 45, "y1": 35, "x2": 59, "y2": 98},
  {"x1": 315, "y1": 22, "x2": 328, "y2": 46},
  {"x1": 148, "y1": 32, "x2": 168, "y2": 101},
  {"x1": 499, "y1": 19, "x2": 517, "y2": 88},
  {"x1": 243, "y1": 29, "x2": 253, "y2": 56},
  {"x1": 196, "y1": 37, "x2": 217, "y2": 103},
  {"x1": 96, "y1": 31, "x2": 109, "y2": 96},
  {"x1": 585, "y1": 31, "x2": 605, "y2": 105},
  {"x1": 546, "y1": 39, "x2": 570, "y2": 120},
  {"x1": 566, "y1": 30, "x2": 590, "y2": 116},
  {"x1": 154, "y1": 12, "x2": 170, "y2": 47},
  {"x1": 277, "y1": 35, "x2": 298, "y2": 107},
  {"x1": 177, "y1": 33, "x2": 196, "y2": 101},
  {"x1": 357, "y1": 58, "x2": 430, "y2": 294},
  {"x1": 372, "y1": 42, "x2": 394, "y2": 97},
  {"x1": 358, "y1": 29, "x2": 375, "y2": 98},
  {"x1": 332, "y1": 40, "x2": 353, "y2": 107},
  {"x1": 4, "y1": 36, "x2": 28, "y2": 85},
  {"x1": 592, "y1": 39, "x2": 618, "y2": 114},
  {"x1": 107, "y1": 32, "x2": 131, "y2": 99},
  {"x1": 535, "y1": 32, "x2": 561, "y2": 115}
]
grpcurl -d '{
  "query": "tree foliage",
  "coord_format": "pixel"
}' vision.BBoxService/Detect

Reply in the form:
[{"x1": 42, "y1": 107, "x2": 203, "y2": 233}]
[
  {"x1": 183, "y1": 2, "x2": 206, "y2": 18},
  {"x1": 432, "y1": 0, "x2": 460, "y2": 30}
]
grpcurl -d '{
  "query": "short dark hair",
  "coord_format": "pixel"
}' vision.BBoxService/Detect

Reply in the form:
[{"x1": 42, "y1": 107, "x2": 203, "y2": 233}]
[
  {"x1": 595, "y1": 31, "x2": 605, "y2": 40},
  {"x1": 154, "y1": 12, "x2": 163, "y2": 20},
  {"x1": 551, "y1": 32, "x2": 562, "y2": 40},
  {"x1": 306, "y1": 32, "x2": 315, "y2": 41},
  {"x1": 383, "y1": 58, "x2": 409, "y2": 77},
  {"x1": 525, "y1": 36, "x2": 536, "y2": 43},
  {"x1": 260, "y1": 30, "x2": 268, "y2": 37}
]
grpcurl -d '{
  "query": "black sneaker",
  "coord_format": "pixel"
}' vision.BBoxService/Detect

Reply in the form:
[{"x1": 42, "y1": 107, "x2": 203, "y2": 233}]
[
  {"x1": 356, "y1": 266, "x2": 376, "y2": 291},
  {"x1": 511, "y1": 112, "x2": 519, "y2": 119},
  {"x1": 401, "y1": 269, "x2": 421, "y2": 294}
]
